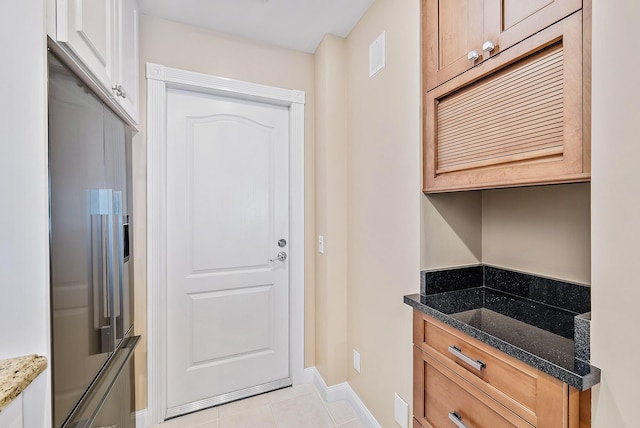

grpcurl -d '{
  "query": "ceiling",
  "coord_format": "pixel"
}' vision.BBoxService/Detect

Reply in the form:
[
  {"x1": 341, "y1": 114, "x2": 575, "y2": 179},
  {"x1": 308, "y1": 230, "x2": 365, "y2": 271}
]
[{"x1": 138, "y1": 0, "x2": 375, "y2": 53}]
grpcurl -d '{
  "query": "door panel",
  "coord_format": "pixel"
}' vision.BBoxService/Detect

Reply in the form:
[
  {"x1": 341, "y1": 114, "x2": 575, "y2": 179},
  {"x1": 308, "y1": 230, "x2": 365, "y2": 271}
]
[
  {"x1": 424, "y1": 0, "x2": 484, "y2": 91},
  {"x1": 166, "y1": 88, "x2": 290, "y2": 416},
  {"x1": 438, "y1": 0, "x2": 476, "y2": 68},
  {"x1": 189, "y1": 115, "x2": 272, "y2": 272},
  {"x1": 503, "y1": 0, "x2": 555, "y2": 30},
  {"x1": 58, "y1": 0, "x2": 115, "y2": 90},
  {"x1": 484, "y1": 0, "x2": 581, "y2": 56},
  {"x1": 115, "y1": 0, "x2": 139, "y2": 120},
  {"x1": 190, "y1": 285, "x2": 273, "y2": 364}
]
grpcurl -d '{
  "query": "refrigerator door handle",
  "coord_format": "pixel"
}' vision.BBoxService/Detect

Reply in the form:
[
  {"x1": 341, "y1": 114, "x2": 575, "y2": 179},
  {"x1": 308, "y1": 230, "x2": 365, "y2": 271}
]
[
  {"x1": 105, "y1": 189, "x2": 116, "y2": 354},
  {"x1": 90, "y1": 189, "x2": 116, "y2": 354},
  {"x1": 113, "y1": 191, "x2": 125, "y2": 341}
]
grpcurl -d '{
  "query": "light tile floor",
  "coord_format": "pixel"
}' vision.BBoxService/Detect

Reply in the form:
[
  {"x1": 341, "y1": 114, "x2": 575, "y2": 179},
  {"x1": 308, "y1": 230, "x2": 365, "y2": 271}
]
[{"x1": 150, "y1": 384, "x2": 365, "y2": 428}]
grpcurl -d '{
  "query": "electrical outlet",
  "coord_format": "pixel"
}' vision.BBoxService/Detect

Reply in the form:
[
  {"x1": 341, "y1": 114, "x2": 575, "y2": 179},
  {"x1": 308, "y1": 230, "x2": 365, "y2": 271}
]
[
  {"x1": 353, "y1": 349, "x2": 361, "y2": 373},
  {"x1": 318, "y1": 235, "x2": 325, "y2": 254},
  {"x1": 394, "y1": 393, "x2": 409, "y2": 428}
]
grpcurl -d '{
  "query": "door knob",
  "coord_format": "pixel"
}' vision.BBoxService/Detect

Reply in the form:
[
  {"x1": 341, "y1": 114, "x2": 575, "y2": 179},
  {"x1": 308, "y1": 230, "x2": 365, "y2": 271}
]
[
  {"x1": 467, "y1": 50, "x2": 479, "y2": 61},
  {"x1": 270, "y1": 252, "x2": 287, "y2": 262}
]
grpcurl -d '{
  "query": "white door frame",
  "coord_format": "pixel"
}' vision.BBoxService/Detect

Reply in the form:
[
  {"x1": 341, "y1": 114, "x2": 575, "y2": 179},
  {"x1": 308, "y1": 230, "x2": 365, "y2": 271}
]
[{"x1": 145, "y1": 63, "x2": 305, "y2": 425}]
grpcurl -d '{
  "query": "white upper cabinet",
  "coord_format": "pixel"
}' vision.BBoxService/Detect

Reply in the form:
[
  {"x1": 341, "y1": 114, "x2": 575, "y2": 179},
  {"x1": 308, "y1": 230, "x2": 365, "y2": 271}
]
[
  {"x1": 55, "y1": 0, "x2": 139, "y2": 124},
  {"x1": 114, "y1": 0, "x2": 139, "y2": 121}
]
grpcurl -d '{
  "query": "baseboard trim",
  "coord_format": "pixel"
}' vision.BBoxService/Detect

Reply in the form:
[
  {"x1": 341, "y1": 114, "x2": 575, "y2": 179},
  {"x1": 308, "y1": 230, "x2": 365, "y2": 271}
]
[
  {"x1": 302, "y1": 367, "x2": 382, "y2": 428},
  {"x1": 136, "y1": 409, "x2": 147, "y2": 427}
]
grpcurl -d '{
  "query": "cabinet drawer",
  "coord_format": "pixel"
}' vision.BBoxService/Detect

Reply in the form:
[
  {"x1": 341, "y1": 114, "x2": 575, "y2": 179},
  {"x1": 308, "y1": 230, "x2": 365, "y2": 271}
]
[
  {"x1": 415, "y1": 348, "x2": 532, "y2": 428},
  {"x1": 413, "y1": 311, "x2": 567, "y2": 426}
]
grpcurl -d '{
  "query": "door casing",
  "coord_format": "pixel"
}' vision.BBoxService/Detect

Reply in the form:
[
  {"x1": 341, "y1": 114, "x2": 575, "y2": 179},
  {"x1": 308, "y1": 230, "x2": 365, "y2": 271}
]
[{"x1": 145, "y1": 63, "x2": 305, "y2": 425}]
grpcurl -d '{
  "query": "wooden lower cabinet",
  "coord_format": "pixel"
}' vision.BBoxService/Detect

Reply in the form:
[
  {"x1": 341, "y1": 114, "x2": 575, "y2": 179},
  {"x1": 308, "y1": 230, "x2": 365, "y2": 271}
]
[
  {"x1": 413, "y1": 310, "x2": 589, "y2": 427},
  {"x1": 415, "y1": 348, "x2": 533, "y2": 427}
]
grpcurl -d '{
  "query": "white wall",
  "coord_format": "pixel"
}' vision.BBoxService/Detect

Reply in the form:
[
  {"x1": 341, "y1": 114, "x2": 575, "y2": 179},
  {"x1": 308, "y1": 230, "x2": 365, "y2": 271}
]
[
  {"x1": 0, "y1": 0, "x2": 51, "y2": 426},
  {"x1": 591, "y1": 0, "x2": 640, "y2": 426}
]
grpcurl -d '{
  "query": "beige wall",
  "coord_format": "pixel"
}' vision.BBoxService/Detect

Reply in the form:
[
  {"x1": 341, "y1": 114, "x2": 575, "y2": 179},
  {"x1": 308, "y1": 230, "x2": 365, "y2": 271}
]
[
  {"x1": 421, "y1": 183, "x2": 591, "y2": 285},
  {"x1": 421, "y1": 192, "x2": 482, "y2": 269},
  {"x1": 130, "y1": 2, "x2": 640, "y2": 426},
  {"x1": 591, "y1": 0, "x2": 640, "y2": 426},
  {"x1": 314, "y1": 34, "x2": 348, "y2": 386},
  {"x1": 483, "y1": 184, "x2": 591, "y2": 284},
  {"x1": 134, "y1": 15, "x2": 317, "y2": 410},
  {"x1": 344, "y1": 0, "x2": 421, "y2": 425}
]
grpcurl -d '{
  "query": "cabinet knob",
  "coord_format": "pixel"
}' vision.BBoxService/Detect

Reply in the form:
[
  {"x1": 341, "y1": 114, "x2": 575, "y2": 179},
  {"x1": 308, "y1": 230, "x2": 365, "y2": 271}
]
[
  {"x1": 482, "y1": 40, "x2": 495, "y2": 53},
  {"x1": 467, "y1": 50, "x2": 479, "y2": 61},
  {"x1": 111, "y1": 84, "x2": 126, "y2": 99}
]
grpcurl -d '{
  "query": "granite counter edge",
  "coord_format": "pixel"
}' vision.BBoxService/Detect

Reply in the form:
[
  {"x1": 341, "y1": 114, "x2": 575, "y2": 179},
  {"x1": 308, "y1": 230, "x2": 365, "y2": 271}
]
[
  {"x1": 404, "y1": 294, "x2": 601, "y2": 391},
  {"x1": 0, "y1": 355, "x2": 48, "y2": 412}
]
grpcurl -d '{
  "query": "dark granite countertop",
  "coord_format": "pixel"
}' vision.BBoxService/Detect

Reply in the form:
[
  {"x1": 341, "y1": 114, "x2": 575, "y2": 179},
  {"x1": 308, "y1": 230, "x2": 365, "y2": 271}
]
[{"x1": 404, "y1": 265, "x2": 601, "y2": 391}]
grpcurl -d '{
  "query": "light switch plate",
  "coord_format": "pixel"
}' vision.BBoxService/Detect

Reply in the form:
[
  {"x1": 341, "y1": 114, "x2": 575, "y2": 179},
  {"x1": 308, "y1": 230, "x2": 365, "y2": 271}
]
[
  {"x1": 394, "y1": 393, "x2": 409, "y2": 428},
  {"x1": 353, "y1": 349, "x2": 361, "y2": 373},
  {"x1": 369, "y1": 31, "x2": 385, "y2": 78},
  {"x1": 318, "y1": 235, "x2": 325, "y2": 254}
]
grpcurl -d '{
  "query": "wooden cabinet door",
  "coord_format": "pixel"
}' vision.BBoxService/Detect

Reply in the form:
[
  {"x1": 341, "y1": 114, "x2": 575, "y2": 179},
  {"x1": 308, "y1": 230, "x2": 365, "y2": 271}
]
[
  {"x1": 423, "y1": 0, "x2": 581, "y2": 92},
  {"x1": 483, "y1": 0, "x2": 582, "y2": 58},
  {"x1": 114, "y1": 0, "x2": 139, "y2": 122},
  {"x1": 57, "y1": 0, "x2": 115, "y2": 90},
  {"x1": 423, "y1": 0, "x2": 483, "y2": 91}
]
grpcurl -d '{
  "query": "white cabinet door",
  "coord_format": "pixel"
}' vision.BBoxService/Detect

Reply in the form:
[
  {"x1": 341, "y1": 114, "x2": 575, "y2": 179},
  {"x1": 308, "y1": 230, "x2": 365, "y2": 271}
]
[
  {"x1": 0, "y1": 395, "x2": 24, "y2": 428},
  {"x1": 57, "y1": 0, "x2": 115, "y2": 91},
  {"x1": 114, "y1": 0, "x2": 138, "y2": 122}
]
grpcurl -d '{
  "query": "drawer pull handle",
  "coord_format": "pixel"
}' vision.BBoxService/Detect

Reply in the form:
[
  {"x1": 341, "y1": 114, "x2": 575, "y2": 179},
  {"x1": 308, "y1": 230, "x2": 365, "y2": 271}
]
[
  {"x1": 467, "y1": 50, "x2": 479, "y2": 61},
  {"x1": 448, "y1": 345, "x2": 486, "y2": 371},
  {"x1": 448, "y1": 411, "x2": 468, "y2": 428}
]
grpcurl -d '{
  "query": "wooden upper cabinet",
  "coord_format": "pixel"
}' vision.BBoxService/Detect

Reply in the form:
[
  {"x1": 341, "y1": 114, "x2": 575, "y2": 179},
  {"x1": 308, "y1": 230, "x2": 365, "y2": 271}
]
[
  {"x1": 424, "y1": 0, "x2": 582, "y2": 91},
  {"x1": 422, "y1": 0, "x2": 590, "y2": 192},
  {"x1": 424, "y1": 12, "x2": 589, "y2": 192}
]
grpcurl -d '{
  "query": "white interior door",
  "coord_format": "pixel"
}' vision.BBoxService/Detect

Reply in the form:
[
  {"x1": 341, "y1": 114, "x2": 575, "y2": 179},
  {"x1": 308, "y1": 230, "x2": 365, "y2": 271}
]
[{"x1": 165, "y1": 88, "x2": 291, "y2": 417}]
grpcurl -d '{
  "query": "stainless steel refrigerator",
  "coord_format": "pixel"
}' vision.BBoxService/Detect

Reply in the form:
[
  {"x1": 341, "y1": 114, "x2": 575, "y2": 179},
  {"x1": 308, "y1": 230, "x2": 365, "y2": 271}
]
[{"x1": 48, "y1": 51, "x2": 139, "y2": 428}]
